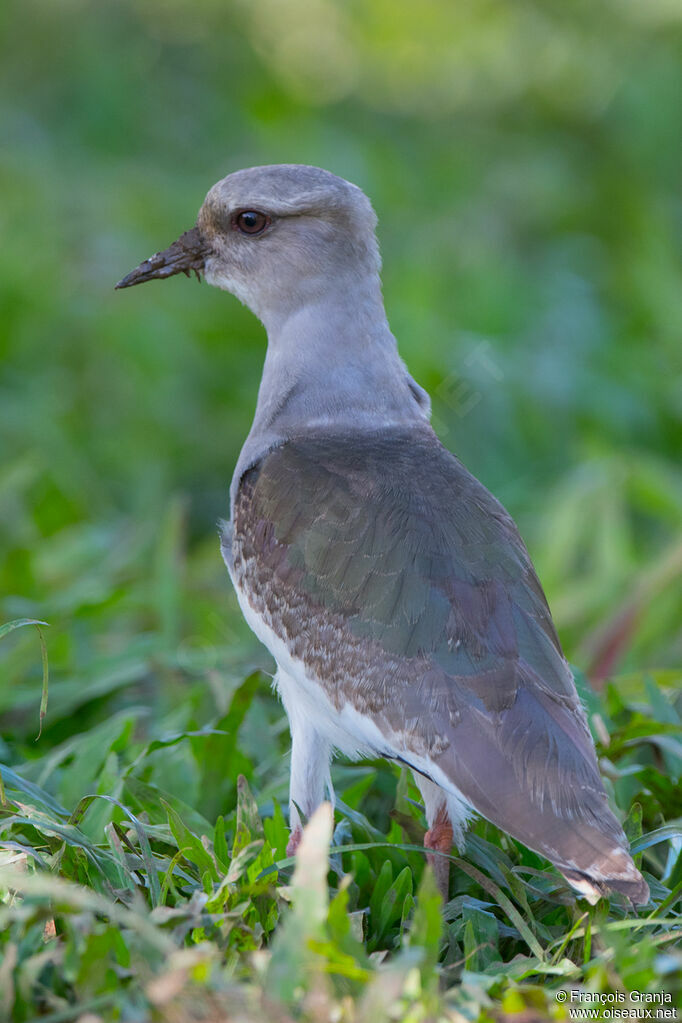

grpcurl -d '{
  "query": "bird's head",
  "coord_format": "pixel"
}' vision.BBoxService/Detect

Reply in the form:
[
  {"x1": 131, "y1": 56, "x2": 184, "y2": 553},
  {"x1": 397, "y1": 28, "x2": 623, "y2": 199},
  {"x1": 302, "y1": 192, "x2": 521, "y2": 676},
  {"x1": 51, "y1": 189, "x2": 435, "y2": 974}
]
[{"x1": 116, "y1": 164, "x2": 381, "y2": 325}]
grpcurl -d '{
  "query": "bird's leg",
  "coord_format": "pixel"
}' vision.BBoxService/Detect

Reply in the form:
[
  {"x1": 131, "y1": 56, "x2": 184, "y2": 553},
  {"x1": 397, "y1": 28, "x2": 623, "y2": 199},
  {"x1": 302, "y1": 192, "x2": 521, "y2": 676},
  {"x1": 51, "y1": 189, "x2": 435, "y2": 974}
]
[
  {"x1": 424, "y1": 802, "x2": 454, "y2": 899},
  {"x1": 281, "y1": 684, "x2": 333, "y2": 858},
  {"x1": 286, "y1": 824, "x2": 303, "y2": 858},
  {"x1": 413, "y1": 773, "x2": 453, "y2": 902}
]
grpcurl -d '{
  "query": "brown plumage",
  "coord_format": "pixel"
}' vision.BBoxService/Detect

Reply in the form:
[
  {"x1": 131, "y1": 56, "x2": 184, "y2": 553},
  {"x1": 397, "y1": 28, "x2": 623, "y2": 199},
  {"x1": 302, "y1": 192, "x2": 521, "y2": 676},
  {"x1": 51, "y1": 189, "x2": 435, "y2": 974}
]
[{"x1": 229, "y1": 428, "x2": 648, "y2": 904}]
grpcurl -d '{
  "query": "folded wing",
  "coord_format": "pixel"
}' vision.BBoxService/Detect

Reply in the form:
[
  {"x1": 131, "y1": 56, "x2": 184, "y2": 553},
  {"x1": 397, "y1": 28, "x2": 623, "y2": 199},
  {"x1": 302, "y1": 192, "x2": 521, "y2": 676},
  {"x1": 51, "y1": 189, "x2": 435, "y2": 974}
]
[{"x1": 231, "y1": 425, "x2": 648, "y2": 902}]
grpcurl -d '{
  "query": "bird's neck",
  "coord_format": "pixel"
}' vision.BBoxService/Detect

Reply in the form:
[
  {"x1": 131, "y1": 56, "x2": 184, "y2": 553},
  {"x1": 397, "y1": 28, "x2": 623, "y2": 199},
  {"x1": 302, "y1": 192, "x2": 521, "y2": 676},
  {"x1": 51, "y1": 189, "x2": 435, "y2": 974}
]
[
  {"x1": 255, "y1": 274, "x2": 427, "y2": 432},
  {"x1": 231, "y1": 273, "x2": 430, "y2": 501}
]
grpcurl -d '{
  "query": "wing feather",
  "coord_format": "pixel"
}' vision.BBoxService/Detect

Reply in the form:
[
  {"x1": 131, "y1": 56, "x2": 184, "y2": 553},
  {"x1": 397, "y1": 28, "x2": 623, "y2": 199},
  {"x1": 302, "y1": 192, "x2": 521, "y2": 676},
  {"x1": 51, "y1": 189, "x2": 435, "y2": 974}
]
[{"x1": 231, "y1": 425, "x2": 647, "y2": 899}]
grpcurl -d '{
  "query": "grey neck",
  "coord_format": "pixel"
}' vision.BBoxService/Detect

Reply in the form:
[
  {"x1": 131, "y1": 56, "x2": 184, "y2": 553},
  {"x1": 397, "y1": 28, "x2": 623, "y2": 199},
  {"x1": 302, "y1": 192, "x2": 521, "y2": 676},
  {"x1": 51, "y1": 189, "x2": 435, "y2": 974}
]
[{"x1": 231, "y1": 271, "x2": 430, "y2": 505}]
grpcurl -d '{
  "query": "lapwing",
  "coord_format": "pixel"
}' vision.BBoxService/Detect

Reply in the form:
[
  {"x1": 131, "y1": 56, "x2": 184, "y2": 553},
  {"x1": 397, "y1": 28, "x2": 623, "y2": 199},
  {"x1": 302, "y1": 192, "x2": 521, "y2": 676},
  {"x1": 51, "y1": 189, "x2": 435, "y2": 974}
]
[{"x1": 117, "y1": 164, "x2": 649, "y2": 905}]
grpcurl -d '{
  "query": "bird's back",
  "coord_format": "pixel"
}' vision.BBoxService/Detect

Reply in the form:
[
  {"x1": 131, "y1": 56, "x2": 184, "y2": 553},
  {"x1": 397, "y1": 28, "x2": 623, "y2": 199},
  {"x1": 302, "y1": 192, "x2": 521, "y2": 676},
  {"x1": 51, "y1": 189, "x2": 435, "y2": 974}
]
[{"x1": 229, "y1": 423, "x2": 648, "y2": 903}]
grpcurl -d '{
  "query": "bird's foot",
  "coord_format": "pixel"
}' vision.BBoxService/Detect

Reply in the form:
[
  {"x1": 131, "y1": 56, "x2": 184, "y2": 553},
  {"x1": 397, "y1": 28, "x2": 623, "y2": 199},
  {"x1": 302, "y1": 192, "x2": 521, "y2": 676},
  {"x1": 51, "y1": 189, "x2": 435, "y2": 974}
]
[
  {"x1": 286, "y1": 825, "x2": 303, "y2": 858},
  {"x1": 424, "y1": 804, "x2": 453, "y2": 903}
]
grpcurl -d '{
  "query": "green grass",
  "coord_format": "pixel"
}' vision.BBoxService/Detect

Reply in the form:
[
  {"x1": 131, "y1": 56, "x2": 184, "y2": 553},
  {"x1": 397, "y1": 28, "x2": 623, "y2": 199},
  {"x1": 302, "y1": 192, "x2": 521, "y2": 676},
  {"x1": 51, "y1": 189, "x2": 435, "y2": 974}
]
[
  {"x1": 1, "y1": 563, "x2": 681, "y2": 1020},
  {"x1": 2, "y1": 0, "x2": 682, "y2": 1017}
]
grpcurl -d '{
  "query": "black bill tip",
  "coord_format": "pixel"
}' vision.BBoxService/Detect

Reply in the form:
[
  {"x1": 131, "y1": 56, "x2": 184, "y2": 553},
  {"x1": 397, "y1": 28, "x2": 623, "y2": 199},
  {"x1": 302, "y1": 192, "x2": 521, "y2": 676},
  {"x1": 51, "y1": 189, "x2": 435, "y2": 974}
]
[{"x1": 115, "y1": 227, "x2": 208, "y2": 289}]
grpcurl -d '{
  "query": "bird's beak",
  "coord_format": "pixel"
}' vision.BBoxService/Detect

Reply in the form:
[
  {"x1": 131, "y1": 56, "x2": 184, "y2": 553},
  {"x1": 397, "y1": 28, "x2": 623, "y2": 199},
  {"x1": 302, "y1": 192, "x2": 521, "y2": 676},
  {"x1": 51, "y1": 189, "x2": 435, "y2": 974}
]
[{"x1": 115, "y1": 227, "x2": 209, "y2": 289}]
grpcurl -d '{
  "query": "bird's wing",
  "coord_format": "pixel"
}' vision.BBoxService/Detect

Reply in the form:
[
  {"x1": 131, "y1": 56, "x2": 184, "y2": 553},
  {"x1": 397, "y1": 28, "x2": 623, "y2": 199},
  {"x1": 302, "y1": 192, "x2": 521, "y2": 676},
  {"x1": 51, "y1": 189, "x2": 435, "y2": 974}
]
[{"x1": 231, "y1": 425, "x2": 646, "y2": 900}]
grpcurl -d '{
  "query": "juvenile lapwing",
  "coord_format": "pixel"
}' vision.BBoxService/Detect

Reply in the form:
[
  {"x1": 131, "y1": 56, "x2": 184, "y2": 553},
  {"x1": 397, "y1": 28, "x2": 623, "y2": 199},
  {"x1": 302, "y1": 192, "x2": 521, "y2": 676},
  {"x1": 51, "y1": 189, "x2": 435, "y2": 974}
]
[{"x1": 117, "y1": 164, "x2": 649, "y2": 905}]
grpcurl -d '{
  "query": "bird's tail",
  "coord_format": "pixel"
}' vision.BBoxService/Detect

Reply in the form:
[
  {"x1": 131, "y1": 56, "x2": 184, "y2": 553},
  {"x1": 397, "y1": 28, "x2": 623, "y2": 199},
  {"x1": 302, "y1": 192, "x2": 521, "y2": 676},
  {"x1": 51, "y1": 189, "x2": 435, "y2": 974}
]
[{"x1": 559, "y1": 852, "x2": 649, "y2": 906}]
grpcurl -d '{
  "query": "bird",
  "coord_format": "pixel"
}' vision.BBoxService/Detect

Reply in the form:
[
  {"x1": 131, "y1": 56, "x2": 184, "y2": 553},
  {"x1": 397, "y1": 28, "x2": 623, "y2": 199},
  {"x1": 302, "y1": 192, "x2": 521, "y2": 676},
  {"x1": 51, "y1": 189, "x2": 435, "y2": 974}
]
[{"x1": 116, "y1": 164, "x2": 649, "y2": 906}]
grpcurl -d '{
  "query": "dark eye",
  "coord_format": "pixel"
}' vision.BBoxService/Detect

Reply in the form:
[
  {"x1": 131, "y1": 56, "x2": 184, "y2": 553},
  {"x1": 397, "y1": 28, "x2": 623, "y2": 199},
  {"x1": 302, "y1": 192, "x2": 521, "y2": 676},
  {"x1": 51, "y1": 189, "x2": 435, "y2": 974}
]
[{"x1": 234, "y1": 210, "x2": 270, "y2": 235}]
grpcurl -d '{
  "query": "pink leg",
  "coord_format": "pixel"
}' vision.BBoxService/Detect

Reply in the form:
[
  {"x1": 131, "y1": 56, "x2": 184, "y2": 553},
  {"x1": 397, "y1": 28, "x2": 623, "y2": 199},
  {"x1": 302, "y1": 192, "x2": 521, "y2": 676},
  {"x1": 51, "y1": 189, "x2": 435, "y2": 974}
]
[
  {"x1": 424, "y1": 802, "x2": 453, "y2": 901},
  {"x1": 286, "y1": 825, "x2": 303, "y2": 858}
]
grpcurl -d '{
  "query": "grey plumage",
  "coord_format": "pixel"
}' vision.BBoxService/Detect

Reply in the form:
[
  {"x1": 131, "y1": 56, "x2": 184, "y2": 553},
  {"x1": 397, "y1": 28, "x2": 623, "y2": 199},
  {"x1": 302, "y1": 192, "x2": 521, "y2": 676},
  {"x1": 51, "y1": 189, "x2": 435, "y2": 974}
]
[
  {"x1": 117, "y1": 163, "x2": 649, "y2": 905},
  {"x1": 229, "y1": 427, "x2": 647, "y2": 902}
]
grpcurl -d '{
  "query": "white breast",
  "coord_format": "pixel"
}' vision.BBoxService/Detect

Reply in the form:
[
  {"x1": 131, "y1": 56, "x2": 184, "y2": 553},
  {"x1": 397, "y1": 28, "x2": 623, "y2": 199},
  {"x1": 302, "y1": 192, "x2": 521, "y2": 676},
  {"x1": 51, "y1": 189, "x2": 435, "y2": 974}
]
[{"x1": 229, "y1": 567, "x2": 474, "y2": 829}]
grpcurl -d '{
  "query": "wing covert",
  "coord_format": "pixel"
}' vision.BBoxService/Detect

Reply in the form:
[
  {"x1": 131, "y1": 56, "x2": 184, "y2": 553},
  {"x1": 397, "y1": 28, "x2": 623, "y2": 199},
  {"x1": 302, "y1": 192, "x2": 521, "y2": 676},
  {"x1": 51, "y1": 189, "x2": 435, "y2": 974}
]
[{"x1": 230, "y1": 426, "x2": 633, "y2": 878}]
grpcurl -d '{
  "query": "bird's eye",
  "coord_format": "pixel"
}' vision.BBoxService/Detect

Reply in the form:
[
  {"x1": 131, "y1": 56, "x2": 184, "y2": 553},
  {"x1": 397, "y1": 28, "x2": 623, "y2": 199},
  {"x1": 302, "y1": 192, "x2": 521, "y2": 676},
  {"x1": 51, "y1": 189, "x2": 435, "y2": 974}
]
[{"x1": 234, "y1": 210, "x2": 270, "y2": 235}]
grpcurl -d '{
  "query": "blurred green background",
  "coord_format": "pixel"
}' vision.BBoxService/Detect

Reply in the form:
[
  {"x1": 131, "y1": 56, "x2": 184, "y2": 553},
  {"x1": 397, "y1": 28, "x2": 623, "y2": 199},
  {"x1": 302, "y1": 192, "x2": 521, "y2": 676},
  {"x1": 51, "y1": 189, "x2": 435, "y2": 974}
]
[
  {"x1": 1, "y1": 4, "x2": 682, "y2": 1017},
  {"x1": 1, "y1": 0, "x2": 681, "y2": 745}
]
